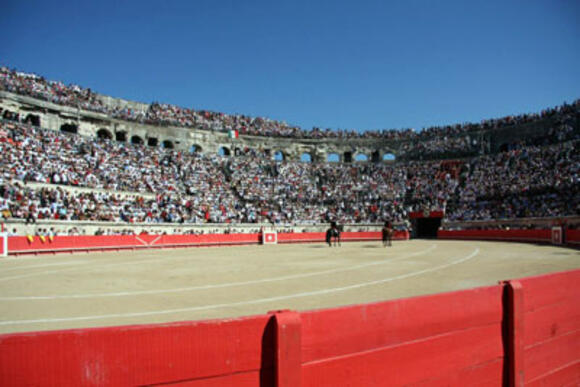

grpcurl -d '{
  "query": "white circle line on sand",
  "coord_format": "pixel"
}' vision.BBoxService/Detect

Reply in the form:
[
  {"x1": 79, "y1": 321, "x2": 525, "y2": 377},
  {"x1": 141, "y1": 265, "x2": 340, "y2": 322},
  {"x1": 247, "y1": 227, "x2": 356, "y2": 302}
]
[
  {"x1": 0, "y1": 251, "x2": 210, "y2": 283},
  {"x1": 0, "y1": 261, "x2": 90, "y2": 273},
  {"x1": 0, "y1": 244, "x2": 438, "y2": 300},
  {"x1": 0, "y1": 247, "x2": 479, "y2": 327}
]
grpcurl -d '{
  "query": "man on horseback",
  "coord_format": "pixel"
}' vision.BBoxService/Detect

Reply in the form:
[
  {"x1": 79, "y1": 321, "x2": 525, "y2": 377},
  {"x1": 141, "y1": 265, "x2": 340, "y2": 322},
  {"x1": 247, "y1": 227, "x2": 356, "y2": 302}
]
[
  {"x1": 326, "y1": 221, "x2": 341, "y2": 247},
  {"x1": 382, "y1": 220, "x2": 393, "y2": 247}
]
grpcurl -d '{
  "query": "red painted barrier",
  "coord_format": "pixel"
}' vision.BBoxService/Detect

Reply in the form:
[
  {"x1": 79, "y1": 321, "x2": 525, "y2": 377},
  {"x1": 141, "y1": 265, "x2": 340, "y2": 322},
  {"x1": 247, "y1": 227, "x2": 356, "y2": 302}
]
[
  {"x1": 0, "y1": 270, "x2": 579, "y2": 386},
  {"x1": 0, "y1": 233, "x2": 6, "y2": 256},
  {"x1": 5, "y1": 233, "x2": 261, "y2": 255},
  {"x1": 4, "y1": 231, "x2": 409, "y2": 256},
  {"x1": 0, "y1": 314, "x2": 276, "y2": 386},
  {"x1": 300, "y1": 285, "x2": 504, "y2": 386},
  {"x1": 567, "y1": 229, "x2": 580, "y2": 246},
  {"x1": 438, "y1": 229, "x2": 552, "y2": 243},
  {"x1": 276, "y1": 231, "x2": 409, "y2": 244},
  {"x1": 516, "y1": 270, "x2": 580, "y2": 385}
]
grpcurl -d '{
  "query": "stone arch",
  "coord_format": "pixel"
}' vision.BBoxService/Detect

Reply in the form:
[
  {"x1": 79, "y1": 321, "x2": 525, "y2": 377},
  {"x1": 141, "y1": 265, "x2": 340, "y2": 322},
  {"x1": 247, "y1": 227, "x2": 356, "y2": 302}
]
[
  {"x1": 24, "y1": 114, "x2": 40, "y2": 126},
  {"x1": 147, "y1": 137, "x2": 158, "y2": 147},
  {"x1": 383, "y1": 153, "x2": 396, "y2": 162},
  {"x1": 115, "y1": 131, "x2": 127, "y2": 142},
  {"x1": 162, "y1": 140, "x2": 174, "y2": 149},
  {"x1": 327, "y1": 153, "x2": 340, "y2": 162},
  {"x1": 96, "y1": 128, "x2": 113, "y2": 140},
  {"x1": 218, "y1": 146, "x2": 231, "y2": 157},
  {"x1": 190, "y1": 144, "x2": 202, "y2": 153},
  {"x1": 371, "y1": 150, "x2": 381, "y2": 163},
  {"x1": 60, "y1": 123, "x2": 78, "y2": 134},
  {"x1": 355, "y1": 153, "x2": 368, "y2": 162},
  {"x1": 131, "y1": 135, "x2": 144, "y2": 145},
  {"x1": 343, "y1": 151, "x2": 353, "y2": 163},
  {"x1": 274, "y1": 150, "x2": 285, "y2": 162},
  {"x1": 2, "y1": 109, "x2": 18, "y2": 121},
  {"x1": 300, "y1": 152, "x2": 312, "y2": 163}
]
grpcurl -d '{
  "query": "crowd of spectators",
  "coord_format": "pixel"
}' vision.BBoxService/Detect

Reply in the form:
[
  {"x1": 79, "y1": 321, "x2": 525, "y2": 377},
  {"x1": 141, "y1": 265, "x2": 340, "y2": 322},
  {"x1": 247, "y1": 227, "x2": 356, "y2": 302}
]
[
  {"x1": 2, "y1": 66, "x2": 578, "y2": 141},
  {"x1": 1, "y1": 117, "x2": 577, "y2": 228},
  {"x1": 1, "y1": 66, "x2": 578, "y2": 228},
  {"x1": 446, "y1": 141, "x2": 579, "y2": 221}
]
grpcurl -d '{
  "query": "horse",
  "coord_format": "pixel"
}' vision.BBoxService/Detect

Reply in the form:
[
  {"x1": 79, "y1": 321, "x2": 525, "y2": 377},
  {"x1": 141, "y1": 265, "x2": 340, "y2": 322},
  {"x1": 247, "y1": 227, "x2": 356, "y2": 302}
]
[
  {"x1": 326, "y1": 222, "x2": 341, "y2": 247},
  {"x1": 382, "y1": 221, "x2": 393, "y2": 247}
]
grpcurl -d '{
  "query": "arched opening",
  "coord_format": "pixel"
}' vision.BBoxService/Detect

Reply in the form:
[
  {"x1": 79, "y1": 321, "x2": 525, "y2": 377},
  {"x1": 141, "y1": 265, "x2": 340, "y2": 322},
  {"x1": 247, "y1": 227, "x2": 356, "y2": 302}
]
[
  {"x1": 343, "y1": 151, "x2": 353, "y2": 163},
  {"x1": 218, "y1": 146, "x2": 231, "y2": 157},
  {"x1": 327, "y1": 153, "x2": 340, "y2": 163},
  {"x1": 190, "y1": 144, "x2": 202, "y2": 153},
  {"x1": 115, "y1": 131, "x2": 127, "y2": 142},
  {"x1": 2, "y1": 109, "x2": 18, "y2": 121},
  {"x1": 96, "y1": 128, "x2": 113, "y2": 140},
  {"x1": 274, "y1": 150, "x2": 285, "y2": 162},
  {"x1": 383, "y1": 153, "x2": 396, "y2": 162},
  {"x1": 131, "y1": 135, "x2": 144, "y2": 145},
  {"x1": 300, "y1": 153, "x2": 312, "y2": 163},
  {"x1": 24, "y1": 114, "x2": 40, "y2": 126},
  {"x1": 60, "y1": 123, "x2": 78, "y2": 134},
  {"x1": 355, "y1": 154, "x2": 368, "y2": 162},
  {"x1": 371, "y1": 151, "x2": 381, "y2": 163},
  {"x1": 162, "y1": 140, "x2": 174, "y2": 149},
  {"x1": 147, "y1": 137, "x2": 158, "y2": 147}
]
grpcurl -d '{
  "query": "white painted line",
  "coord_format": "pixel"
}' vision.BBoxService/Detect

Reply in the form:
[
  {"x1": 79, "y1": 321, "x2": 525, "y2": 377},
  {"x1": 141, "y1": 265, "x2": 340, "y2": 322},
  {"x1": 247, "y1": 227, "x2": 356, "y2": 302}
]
[
  {"x1": 150, "y1": 235, "x2": 162, "y2": 246},
  {"x1": 0, "y1": 244, "x2": 438, "y2": 300},
  {"x1": 0, "y1": 253, "x2": 193, "y2": 283},
  {"x1": 135, "y1": 236, "x2": 148, "y2": 246},
  {"x1": 0, "y1": 261, "x2": 89, "y2": 273},
  {"x1": 0, "y1": 247, "x2": 479, "y2": 327}
]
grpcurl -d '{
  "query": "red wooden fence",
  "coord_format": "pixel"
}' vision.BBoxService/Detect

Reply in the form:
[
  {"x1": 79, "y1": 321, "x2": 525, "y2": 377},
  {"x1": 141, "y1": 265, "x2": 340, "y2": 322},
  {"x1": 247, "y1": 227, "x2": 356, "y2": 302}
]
[
  {"x1": 437, "y1": 229, "x2": 552, "y2": 243},
  {"x1": 1, "y1": 269, "x2": 578, "y2": 386},
  {"x1": 3, "y1": 231, "x2": 410, "y2": 256}
]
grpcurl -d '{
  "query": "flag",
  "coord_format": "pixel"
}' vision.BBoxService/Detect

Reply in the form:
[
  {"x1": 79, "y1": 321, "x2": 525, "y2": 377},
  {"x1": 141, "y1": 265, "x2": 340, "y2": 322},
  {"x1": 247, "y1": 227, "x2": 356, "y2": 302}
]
[{"x1": 228, "y1": 129, "x2": 239, "y2": 139}]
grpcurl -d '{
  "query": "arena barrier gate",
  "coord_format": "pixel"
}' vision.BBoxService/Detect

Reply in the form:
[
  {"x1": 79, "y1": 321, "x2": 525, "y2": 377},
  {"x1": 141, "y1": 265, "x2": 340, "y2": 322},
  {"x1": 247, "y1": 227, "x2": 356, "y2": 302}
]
[
  {"x1": 0, "y1": 231, "x2": 410, "y2": 256},
  {"x1": 0, "y1": 268, "x2": 578, "y2": 386}
]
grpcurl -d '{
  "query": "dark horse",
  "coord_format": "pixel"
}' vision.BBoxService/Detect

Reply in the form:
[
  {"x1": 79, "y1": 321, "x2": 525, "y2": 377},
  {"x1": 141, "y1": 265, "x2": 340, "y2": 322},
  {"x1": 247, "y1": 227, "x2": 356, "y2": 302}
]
[
  {"x1": 382, "y1": 221, "x2": 393, "y2": 247},
  {"x1": 326, "y1": 222, "x2": 341, "y2": 247}
]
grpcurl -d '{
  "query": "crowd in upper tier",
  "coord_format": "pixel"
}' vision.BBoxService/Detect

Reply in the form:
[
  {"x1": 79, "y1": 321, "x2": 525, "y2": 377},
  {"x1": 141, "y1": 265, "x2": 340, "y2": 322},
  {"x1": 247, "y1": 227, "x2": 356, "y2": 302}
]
[
  {"x1": 0, "y1": 116, "x2": 578, "y2": 226},
  {"x1": 2, "y1": 66, "x2": 579, "y2": 141}
]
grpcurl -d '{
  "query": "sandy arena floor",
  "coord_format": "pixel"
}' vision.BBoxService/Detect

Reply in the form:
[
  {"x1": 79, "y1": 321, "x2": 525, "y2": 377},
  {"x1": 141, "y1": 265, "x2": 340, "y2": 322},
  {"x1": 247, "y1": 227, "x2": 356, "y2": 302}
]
[{"x1": 0, "y1": 240, "x2": 578, "y2": 334}]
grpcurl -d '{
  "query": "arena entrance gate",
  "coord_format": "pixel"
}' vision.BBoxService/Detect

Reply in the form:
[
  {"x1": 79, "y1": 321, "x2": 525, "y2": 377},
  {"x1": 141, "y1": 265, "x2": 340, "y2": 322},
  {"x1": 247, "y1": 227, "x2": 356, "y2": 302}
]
[{"x1": 410, "y1": 211, "x2": 444, "y2": 239}]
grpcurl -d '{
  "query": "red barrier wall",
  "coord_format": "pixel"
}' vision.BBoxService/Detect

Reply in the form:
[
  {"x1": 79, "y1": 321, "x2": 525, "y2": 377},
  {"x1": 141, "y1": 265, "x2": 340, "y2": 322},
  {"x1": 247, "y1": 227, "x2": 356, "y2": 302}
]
[
  {"x1": 0, "y1": 315, "x2": 276, "y2": 386},
  {"x1": 2, "y1": 270, "x2": 579, "y2": 386},
  {"x1": 6, "y1": 233, "x2": 262, "y2": 255},
  {"x1": 438, "y1": 229, "x2": 552, "y2": 243},
  {"x1": 567, "y1": 229, "x2": 580, "y2": 246},
  {"x1": 516, "y1": 270, "x2": 580, "y2": 386},
  {"x1": 300, "y1": 285, "x2": 505, "y2": 386},
  {"x1": 0, "y1": 233, "x2": 6, "y2": 256},
  {"x1": 276, "y1": 231, "x2": 409, "y2": 244},
  {"x1": 4, "y1": 231, "x2": 409, "y2": 256}
]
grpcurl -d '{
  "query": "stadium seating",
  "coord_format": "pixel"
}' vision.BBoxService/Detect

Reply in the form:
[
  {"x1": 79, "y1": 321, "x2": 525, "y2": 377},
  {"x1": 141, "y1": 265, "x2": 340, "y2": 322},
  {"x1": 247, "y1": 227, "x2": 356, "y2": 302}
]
[{"x1": 0, "y1": 67, "x2": 578, "y2": 234}]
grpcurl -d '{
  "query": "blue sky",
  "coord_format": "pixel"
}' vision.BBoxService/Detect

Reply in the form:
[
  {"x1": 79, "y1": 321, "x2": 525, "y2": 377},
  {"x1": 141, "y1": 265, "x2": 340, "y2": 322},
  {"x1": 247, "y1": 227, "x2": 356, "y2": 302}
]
[{"x1": 2, "y1": 0, "x2": 579, "y2": 132}]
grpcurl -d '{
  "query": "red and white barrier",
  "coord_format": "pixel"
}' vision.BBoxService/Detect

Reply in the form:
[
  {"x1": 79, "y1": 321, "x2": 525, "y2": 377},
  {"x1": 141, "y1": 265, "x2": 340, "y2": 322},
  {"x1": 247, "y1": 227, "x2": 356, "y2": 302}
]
[
  {"x1": 0, "y1": 231, "x2": 410, "y2": 256},
  {"x1": 262, "y1": 230, "x2": 278, "y2": 245}
]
